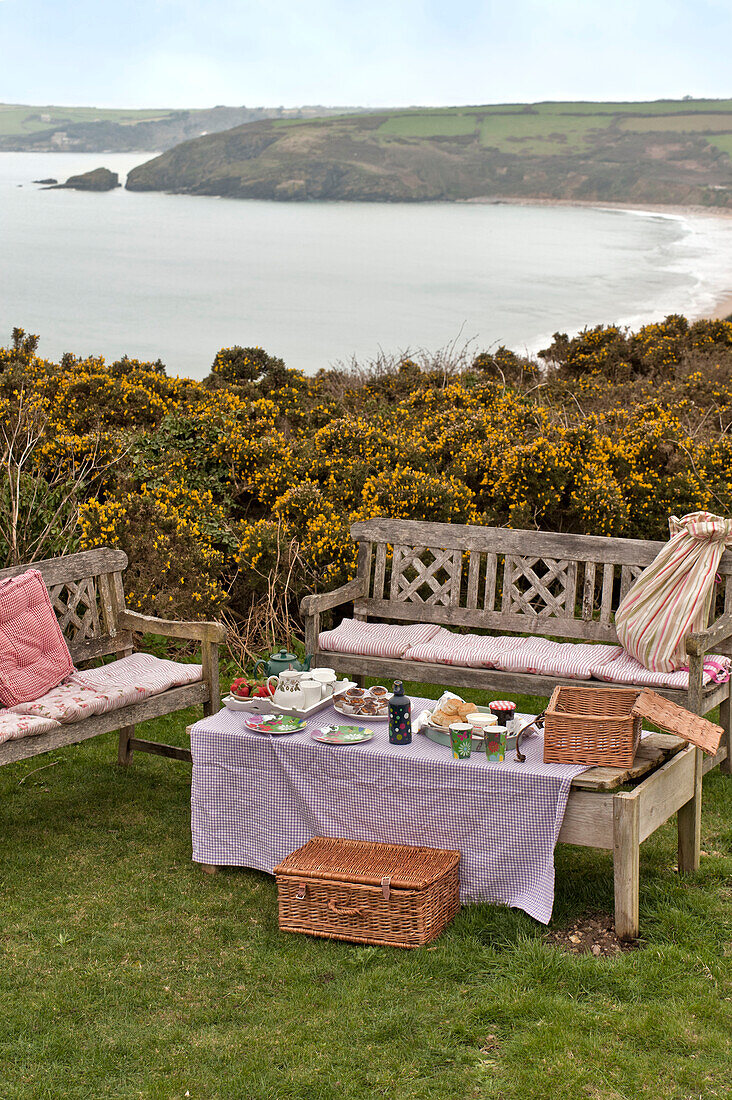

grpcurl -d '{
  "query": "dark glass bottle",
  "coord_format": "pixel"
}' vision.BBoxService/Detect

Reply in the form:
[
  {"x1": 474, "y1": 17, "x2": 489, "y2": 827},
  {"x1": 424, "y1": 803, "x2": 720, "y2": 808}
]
[{"x1": 388, "y1": 680, "x2": 412, "y2": 745}]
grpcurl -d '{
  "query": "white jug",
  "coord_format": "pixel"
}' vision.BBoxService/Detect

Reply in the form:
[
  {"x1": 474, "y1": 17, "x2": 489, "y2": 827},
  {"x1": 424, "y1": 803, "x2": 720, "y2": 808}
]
[{"x1": 267, "y1": 669, "x2": 305, "y2": 709}]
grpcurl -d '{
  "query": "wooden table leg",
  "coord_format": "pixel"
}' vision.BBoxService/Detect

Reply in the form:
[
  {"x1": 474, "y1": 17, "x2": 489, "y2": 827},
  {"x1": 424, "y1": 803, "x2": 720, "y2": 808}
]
[
  {"x1": 678, "y1": 747, "x2": 702, "y2": 873},
  {"x1": 613, "y1": 791, "x2": 640, "y2": 941}
]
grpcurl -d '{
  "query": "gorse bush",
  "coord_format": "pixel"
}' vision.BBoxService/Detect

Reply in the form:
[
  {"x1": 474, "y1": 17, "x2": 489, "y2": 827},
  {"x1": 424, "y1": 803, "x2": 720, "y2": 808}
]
[{"x1": 3, "y1": 316, "x2": 732, "y2": 644}]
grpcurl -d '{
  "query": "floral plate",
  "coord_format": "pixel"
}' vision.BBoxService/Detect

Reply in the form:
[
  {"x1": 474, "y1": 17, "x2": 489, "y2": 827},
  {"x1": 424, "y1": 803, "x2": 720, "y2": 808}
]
[
  {"x1": 310, "y1": 725, "x2": 374, "y2": 744},
  {"x1": 244, "y1": 714, "x2": 307, "y2": 735}
]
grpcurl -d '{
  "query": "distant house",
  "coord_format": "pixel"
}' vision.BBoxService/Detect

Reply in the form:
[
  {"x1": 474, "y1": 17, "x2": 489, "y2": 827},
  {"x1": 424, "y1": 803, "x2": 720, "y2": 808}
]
[{"x1": 40, "y1": 113, "x2": 52, "y2": 123}]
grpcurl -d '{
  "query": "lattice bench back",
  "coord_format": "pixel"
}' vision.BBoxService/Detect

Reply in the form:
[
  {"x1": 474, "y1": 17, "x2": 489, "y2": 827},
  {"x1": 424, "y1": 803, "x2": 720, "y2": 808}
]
[
  {"x1": 0, "y1": 548, "x2": 131, "y2": 665},
  {"x1": 350, "y1": 519, "x2": 732, "y2": 644}
]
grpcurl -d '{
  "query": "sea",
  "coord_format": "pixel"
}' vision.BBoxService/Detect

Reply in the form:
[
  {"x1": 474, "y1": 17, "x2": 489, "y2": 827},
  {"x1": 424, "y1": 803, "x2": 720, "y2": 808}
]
[{"x1": 2, "y1": 151, "x2": 732, "y2": 379}]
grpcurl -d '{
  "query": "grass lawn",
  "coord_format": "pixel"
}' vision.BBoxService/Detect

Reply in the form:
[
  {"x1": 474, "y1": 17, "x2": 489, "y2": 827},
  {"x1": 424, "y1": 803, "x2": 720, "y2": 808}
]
[{"x1": 1, "y1": 677, "x2": 731, "y2": 1099}]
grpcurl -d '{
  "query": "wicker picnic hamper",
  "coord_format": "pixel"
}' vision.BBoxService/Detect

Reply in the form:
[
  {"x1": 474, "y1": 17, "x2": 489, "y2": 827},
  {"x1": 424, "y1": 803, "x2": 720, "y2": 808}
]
[
  {"x1": 274, "y1": 836, "x2": 460, "y2": 948},
  {"x1": 543, "y1": 685, "x2": 642, "y2": 767}
]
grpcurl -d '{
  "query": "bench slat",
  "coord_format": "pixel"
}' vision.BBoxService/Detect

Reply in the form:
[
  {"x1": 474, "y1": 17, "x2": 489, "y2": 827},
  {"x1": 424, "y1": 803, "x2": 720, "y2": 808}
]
[
  {"x1": 373, "y1": 543, "x2": 387, "y2": 601},
  {"x1": 600, "y1": 562, "x2": 615, "y2": 625},
  {"x1": 0, "y1": 681, "x2": 208, "y2": 766},
  {"x1": 565, "y1": 560, "x2": 578, "y2": 619},
  {"x1": 582, "y1": 560, "x2": 596, "y2": 620},
  {"x1": 350, "y1": 519, "x2": 732, "y2": 572},
  {"x1": 357, "y1": 596, "x2": 621, "y2": 642},
  {"x1": 466, "y1": 551, "x2": 480, "y2": 609},
  {"x1": 484, "y1": 553, "x2": 497, "y2": 611},
  {"x1": 0, "y1": 547, "x2": 128, "y2": 585}
]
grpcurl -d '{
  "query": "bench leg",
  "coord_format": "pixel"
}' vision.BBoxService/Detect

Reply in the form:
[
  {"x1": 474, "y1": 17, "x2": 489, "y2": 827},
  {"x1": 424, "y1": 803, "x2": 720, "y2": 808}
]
[
  {"x1": 613, "y1": 792, "x2": 640, "y2": 941},
  {"x1": 678, "y1": 747, "x2": 702, "y2": 873},
  {"x1": 720, "y1": 693, "x2": 731, "y2": 777},
  {"x1": 118, "y1": 724, "x2": 135, "y2": 766}
]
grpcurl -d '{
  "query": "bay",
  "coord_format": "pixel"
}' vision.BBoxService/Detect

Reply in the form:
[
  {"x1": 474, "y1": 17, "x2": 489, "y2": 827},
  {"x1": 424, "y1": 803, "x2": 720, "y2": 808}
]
[{"x1": 2, "y1": 151, "x2": 732, "y2": 379}]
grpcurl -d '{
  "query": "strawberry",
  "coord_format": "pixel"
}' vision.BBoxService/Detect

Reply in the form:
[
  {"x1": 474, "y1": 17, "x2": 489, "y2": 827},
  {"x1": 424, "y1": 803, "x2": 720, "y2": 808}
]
[
  {"x1": 230, "y1": 677, "x2": 250, "y2": 699},
  {"x1": 253, "y1": 682, "x2": 272, "y2": 698}
]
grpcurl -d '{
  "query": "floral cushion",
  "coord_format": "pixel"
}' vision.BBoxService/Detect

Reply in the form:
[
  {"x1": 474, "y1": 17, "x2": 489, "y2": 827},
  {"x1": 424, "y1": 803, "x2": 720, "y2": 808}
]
[
  {"x1": 0, "y1": 569, "x2": 74, "y2": 706},
  {"x1": 319, "y1": 618, "x2": 442, "y2": 659},
  {"x1": 0, "y1": 710, "x2": 60, "y2": 747},
  {"x1": 7, "y1": 654, "x2": 203, "y2": 732}
]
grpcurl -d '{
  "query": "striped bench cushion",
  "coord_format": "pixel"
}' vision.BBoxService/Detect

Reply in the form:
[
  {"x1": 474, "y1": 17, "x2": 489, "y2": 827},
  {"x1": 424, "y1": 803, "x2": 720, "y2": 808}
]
[
  {"x1": 319, "y1": 618, "x2": 442, "y2": 659},
  {"x1": 590, "y1": 651, "x2": 731, "y2": 689},
  {"x1": 404, "y1": 631, "x2": 522, "y2": 668},
  {"x1": 494, "y1": 638, "x2": 623, "y2": 679}
]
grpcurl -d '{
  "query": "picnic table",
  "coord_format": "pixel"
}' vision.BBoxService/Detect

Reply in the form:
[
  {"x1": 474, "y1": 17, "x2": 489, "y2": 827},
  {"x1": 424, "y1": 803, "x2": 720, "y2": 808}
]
[{"x1": 189, "y1": 700, "x2": 691, "y2": 940}]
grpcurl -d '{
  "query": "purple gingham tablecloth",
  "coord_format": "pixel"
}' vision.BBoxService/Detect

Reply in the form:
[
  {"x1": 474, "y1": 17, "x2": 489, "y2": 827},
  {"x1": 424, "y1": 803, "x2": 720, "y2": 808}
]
[{"x1": 190, "y1": 698, "x2": 589, "y2": 924}]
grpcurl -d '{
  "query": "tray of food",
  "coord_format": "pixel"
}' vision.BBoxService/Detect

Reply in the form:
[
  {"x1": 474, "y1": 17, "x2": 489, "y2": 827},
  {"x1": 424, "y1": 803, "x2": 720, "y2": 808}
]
[{"x1": 224, "y1": 677, "x2": 357, "y2": 718}]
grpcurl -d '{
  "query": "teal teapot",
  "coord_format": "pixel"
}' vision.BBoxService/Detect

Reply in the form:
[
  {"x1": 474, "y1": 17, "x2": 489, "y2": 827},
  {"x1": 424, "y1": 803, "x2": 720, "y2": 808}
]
[{"x1": 253, "y1": 648, "x2": 312, "y2": 679}]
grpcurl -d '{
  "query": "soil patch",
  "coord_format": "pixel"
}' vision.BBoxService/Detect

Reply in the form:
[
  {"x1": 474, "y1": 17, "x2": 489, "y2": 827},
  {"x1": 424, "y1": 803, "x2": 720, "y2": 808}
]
[{"x1": 546, "y1": 911, "x2": 640, "y2": 957}]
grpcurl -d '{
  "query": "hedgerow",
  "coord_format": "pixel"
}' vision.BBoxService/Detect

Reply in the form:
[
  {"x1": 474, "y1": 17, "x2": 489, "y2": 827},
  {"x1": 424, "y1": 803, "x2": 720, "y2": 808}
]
[{"x1": 2, "y1": 316, "x2": 732, "y2": 644}]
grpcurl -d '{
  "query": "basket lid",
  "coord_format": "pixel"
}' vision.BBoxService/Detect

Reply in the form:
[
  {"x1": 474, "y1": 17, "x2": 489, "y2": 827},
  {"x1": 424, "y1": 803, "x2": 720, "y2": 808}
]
[
  {"x1": 273, "y1": 836, "x2": 460, "y2": 889},
  {"x1": 631, "y1": 689, "x2": 723, "y2": 755}
]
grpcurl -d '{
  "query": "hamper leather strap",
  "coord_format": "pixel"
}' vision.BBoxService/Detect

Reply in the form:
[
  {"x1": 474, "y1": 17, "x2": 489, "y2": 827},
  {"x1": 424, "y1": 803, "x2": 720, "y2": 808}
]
[{"x1": 327, "y1": 898, "x2": 365, "y2": 917}]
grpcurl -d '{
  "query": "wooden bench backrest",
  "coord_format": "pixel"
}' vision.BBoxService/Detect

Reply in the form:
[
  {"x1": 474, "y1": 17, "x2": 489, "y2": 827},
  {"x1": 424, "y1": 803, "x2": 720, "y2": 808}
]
[
  {"x1": 350, "y1": 519, "x2": 732, "y2": 644},
  {"x1": 0, "y1": 548, "x2": 132, "y2": 665}
]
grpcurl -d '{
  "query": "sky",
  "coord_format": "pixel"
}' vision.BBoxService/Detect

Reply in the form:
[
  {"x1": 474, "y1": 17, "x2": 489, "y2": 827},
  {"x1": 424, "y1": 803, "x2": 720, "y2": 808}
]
[{"x1": 0, "y1": 0, "x2": 730, "y2": 110}]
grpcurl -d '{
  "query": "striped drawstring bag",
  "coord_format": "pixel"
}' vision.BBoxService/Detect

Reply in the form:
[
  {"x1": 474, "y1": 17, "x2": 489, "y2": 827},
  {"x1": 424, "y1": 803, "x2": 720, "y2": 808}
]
[{"x1": 615, "y1": 511, "x2": 732, "y2": 673}]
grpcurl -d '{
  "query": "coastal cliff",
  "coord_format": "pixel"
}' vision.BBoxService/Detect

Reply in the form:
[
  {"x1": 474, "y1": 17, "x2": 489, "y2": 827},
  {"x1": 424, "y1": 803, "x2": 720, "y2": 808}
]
[{"x1": 125, "y1": 100, "x2": 732, "y2": 205}]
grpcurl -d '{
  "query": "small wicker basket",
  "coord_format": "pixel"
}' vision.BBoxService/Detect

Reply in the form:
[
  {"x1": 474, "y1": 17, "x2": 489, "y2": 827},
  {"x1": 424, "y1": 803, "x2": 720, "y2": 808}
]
[
  {"x1": 543, "y1": 685, "x2": 642, "y2": 767},
  {"x1": 274, "y1": 836, "x2": 460, "y2": 949}
]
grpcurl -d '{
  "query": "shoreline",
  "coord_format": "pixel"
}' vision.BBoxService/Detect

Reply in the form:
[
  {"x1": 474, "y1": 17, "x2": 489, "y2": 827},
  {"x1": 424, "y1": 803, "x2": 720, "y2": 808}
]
[{"x1": 463, "y1": 195, "x2": 732, "y2": 321}]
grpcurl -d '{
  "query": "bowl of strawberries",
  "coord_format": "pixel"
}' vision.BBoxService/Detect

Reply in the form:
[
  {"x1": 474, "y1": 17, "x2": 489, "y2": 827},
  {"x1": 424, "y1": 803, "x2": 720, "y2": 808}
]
[{"x1": 224, "y1": 677, "x2": 274, "y2": 711}]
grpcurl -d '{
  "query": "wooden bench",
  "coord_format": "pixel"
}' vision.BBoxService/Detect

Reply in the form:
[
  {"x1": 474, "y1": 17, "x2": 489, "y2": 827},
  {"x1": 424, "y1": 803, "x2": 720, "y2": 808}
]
[
  {"x1": 0, "y1": 548, "x2": 226, "y2": 768},
  {"x1": 301, "y1": 518, "x2": 732, "y2": 904}
]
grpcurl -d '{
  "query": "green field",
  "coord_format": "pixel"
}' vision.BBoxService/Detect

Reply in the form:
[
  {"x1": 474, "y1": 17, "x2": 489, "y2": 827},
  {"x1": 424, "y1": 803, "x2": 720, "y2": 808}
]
[
  {"x1": 1, "y1": 671, "x2": 730, "y2": 1099},
  {"x1": 0, "y1": 103, "x2": 171, "y2": 137},
  {"x1": 379, "y1": 114, "x2": 478, "y2": 138}
]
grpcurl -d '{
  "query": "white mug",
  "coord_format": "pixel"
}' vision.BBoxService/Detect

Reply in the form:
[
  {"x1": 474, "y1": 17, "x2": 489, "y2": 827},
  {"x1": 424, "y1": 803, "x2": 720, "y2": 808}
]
[
  {"x1": 300, "y1": 680, "x2": 322, "y2": 708},
  {"x1": 308, "y1": 668, "x2": 337, "y2": 698}
]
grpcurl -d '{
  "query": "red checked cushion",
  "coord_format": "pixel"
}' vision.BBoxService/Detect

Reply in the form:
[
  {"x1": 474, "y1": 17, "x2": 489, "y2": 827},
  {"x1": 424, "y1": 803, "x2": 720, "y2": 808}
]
[{"x1": 0, "y1": 569, "x2": 74, "y2": 706}]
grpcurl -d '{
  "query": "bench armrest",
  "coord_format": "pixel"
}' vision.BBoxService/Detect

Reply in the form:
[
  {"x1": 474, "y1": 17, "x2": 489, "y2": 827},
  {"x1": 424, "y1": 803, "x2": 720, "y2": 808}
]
[
  {"x1": 686, "y1": 612, "x2": 732, "y2": 657},
  {"x1": 118, "y1": 609, "x2": 227, "y2": 644},
  {"x1": 300, "y1": 576, "x2": 367, "y2": 616}
]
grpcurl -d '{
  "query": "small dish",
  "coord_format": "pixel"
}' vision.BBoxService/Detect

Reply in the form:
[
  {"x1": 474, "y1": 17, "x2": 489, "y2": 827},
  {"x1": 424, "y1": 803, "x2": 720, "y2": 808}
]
[
  {"x1": 310, "y1": 725, "x2": 374, "y2": 744},
  {"x1": 244, "y1": 714, "x2": 307, "y2": 735}
]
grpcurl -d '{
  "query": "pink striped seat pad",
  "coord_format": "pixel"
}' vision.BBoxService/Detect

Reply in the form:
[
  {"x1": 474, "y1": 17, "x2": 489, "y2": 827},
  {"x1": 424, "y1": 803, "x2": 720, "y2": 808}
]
[
  {"x1": 75, "y1": 652, "x2": 203, "y2": 697},
  {"x1": 404, "y1": 630, "x2": 522, "y2": 668},
  {"x1": 590, "y1": 651, "x2": 731, "y2": 689},
  {"x1": 319, "y1": 618, "x2": 442, "y2": 659},
  {"x1": 494, "y1": 638, "x2": 623, "y2": 679}
]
